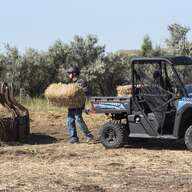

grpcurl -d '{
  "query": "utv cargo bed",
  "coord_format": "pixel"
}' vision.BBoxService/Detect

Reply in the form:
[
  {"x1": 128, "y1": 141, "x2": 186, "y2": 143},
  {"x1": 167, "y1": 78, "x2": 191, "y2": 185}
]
[{"x1": 91, "y1": 97, "x2": 131, "y2": 114}]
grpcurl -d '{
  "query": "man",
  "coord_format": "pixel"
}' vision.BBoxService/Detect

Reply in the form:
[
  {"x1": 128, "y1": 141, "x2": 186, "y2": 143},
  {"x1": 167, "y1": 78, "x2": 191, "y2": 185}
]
[
  {"x1": 66, "y1": 66, "x2": 94, "y2": 144},
  {"x1": 153, "y1": 70, "x2": 164, "y2": 88}
]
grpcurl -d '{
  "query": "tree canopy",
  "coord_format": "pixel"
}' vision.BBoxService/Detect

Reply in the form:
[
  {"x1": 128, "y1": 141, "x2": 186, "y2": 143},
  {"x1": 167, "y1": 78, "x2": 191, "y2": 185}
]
[{"x1": 0, "y1": 23, "x2": 191, "y2": 97}]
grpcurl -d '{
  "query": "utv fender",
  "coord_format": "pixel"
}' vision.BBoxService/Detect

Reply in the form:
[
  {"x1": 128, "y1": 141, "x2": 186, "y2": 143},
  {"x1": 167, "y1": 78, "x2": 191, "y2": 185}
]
[{"x1": 173, "y1": 104, "x2": 192, "y2": 138}]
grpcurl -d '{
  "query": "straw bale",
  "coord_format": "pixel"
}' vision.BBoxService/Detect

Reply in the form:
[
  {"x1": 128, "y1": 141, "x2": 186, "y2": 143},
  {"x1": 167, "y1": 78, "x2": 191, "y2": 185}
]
[
  {"x1": 116, "y1": 84, "x2": 132, "y2": 96},
  {"x1": 45, "y1": 83, "x2": 86, "y2": 108}
]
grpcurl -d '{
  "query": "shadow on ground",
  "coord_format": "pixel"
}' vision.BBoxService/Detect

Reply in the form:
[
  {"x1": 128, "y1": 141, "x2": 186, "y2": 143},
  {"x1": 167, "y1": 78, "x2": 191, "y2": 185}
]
[
  {"x1": 124, "y1": 138, "x2": 186, "y2": 151},
  {"x1": 22, "y1": 133, "x2": 59, "y2": 145}
]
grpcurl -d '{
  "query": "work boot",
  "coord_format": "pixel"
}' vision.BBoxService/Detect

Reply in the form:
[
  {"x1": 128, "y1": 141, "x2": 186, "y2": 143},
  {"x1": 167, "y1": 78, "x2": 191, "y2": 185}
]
[
  {"x1": 68, "y1": 137, "x2": 79, "y2": 144},
  {"x1": 86, "y1": 133, "x2": 94, "y2": 143}
]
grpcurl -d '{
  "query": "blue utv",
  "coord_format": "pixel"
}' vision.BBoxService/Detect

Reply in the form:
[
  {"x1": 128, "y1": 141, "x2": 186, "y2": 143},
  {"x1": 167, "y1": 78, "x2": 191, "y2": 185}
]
[{"x1": 91, "y1": 56, "x2": 192, "y2": 150}]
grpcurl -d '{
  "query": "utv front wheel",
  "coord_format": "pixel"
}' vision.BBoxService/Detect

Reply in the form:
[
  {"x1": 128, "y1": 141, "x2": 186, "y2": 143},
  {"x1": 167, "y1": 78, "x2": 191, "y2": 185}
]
[
  {"x1": 100, "y1": 122, "x2": 127, "y2": 149},
  {"x1": 184, "y1": 125, "x2": 192, "y2": 151}
]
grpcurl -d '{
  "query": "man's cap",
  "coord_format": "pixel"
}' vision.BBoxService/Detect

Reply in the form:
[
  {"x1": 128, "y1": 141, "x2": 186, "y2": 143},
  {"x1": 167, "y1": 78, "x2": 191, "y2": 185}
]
[{"x1": 67, "y1": 66, "x2": 80, "y2": 75}]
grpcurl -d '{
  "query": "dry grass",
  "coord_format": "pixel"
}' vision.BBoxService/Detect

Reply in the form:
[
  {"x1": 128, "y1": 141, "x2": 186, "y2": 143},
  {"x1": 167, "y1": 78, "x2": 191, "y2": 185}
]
[
  {"x1": 0, "y1": 97, "x2": 192, "y2": 192},
  {"x1": 0, "y1": 142, "x2": 192, "y2": 192}
]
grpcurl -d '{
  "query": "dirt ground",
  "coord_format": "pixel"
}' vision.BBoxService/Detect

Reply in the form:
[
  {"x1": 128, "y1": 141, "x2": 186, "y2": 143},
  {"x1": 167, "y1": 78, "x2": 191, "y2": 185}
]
[{"x1": 0, "y1": 111, "x2": 192, "y2": 192}]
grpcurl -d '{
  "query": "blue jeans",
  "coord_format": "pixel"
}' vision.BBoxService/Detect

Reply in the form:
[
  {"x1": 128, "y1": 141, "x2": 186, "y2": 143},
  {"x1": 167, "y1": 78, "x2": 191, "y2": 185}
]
[{"x1": 67, "y1": 108, "x2": 90, "y2": 139}]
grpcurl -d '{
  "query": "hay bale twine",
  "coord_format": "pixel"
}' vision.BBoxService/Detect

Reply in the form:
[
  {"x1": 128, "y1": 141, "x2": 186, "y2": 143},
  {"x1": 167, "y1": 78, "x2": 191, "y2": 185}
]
[
  {"x1": 116, "y1": 84, "x2": 132, "y2": 96},
  {"x1": 45, "y1": 83, "x2": 86, "y2": 108}
]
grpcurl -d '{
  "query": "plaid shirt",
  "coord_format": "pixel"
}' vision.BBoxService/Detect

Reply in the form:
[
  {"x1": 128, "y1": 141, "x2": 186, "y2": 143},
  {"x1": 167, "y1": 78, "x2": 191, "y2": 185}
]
[{"x1": 73, "y1": 78, "x2": 88, "y2": 96}]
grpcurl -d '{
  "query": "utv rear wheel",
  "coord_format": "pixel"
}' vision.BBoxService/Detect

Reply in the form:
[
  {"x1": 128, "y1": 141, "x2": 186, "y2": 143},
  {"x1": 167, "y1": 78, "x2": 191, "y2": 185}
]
[
  {"x1": 100, "y1": 122, "x2": 127, "y2": 149},
  {"x1": 184, "y1": 125, "x2": 192, "y2": 151}
]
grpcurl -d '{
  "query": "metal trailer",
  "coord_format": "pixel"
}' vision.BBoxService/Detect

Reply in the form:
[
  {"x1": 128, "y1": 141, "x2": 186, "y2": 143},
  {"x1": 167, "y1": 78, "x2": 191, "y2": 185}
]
[{"x1": 0, "y1": 82, "x2": 30, "y2": 142}]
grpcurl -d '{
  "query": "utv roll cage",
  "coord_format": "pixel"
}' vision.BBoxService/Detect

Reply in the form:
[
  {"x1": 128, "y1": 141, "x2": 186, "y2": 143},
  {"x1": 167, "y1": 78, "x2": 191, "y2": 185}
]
[{"x1": 130, "y1": 56, "x2": 192, "y2": 98}]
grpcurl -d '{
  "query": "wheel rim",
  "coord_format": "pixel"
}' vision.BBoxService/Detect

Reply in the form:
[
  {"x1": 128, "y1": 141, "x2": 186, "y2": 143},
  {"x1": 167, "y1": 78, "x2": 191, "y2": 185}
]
[
  {"x1": 104, "y1": 128, "x2": 117, "y2": 144},
  {"x1": 188, "y1": 130, "x2": 192, "y2": 144}
]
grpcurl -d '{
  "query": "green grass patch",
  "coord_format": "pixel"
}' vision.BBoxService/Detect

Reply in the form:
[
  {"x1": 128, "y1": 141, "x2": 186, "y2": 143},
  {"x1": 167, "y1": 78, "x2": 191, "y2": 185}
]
[{"x1": 19, "y1": 97, "x2": 91, "y2": 113}]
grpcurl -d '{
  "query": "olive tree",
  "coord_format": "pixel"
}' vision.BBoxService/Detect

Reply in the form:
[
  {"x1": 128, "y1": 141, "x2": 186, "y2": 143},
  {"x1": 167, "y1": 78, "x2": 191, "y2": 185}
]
[{"x1": 166, "y1": 23, "x2": 192, "y2": 56}]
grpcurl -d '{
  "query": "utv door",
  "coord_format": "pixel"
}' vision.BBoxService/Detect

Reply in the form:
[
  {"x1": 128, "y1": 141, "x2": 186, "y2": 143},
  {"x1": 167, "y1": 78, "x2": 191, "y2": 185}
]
[{"x1": 132, "y1": 61, "x2": 177, "y2": 135}]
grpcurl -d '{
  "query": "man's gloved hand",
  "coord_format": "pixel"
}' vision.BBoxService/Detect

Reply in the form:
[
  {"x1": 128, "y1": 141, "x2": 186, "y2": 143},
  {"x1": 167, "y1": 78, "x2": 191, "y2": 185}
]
[{"x1": 83, "y1": 109, "x2": 90, "y2": 115}]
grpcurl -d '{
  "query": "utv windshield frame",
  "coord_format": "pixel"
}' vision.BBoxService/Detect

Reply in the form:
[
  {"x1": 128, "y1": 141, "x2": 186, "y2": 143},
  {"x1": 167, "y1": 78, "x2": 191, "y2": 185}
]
[{"x1": 131, "y1": 56, "x2": 192, "y2": 98}]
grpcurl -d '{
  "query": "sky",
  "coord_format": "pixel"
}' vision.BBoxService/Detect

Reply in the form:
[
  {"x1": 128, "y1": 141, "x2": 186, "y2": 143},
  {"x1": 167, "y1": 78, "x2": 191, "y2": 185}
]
[{"x1": 0, "y1": 0, "x2": 192, "y2": 53}]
